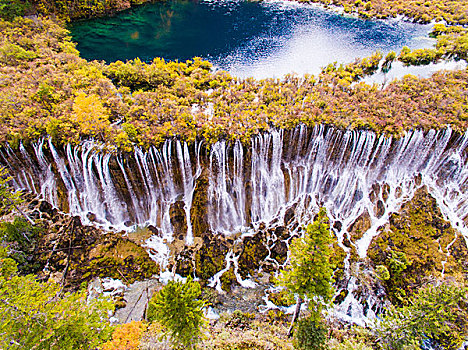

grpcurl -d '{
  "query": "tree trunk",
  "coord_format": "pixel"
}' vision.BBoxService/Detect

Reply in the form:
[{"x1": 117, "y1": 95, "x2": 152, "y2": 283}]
[{"x1": 287, "y1": 296, "x2": 303, "y2": 338}]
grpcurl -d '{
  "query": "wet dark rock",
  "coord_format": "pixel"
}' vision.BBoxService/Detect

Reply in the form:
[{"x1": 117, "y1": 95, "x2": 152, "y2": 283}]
[
  {"x1": 284, "y1": 206, "x2": 295, "y2": 225},
  {"x1": 147, "y1": 225, "x2": 161, "y2": 237},
  {"x1": 238, "y1": 232, "x2": 268, "y2": 279},
  {"x1": 271, "y1": 241, "x2": 288, "y2": 264},
  {"x1": 30, "y1": 209, "x2": 41, "y2": 220},
  {"x1": 274, "y1": 226, "x2": 289, "y2": 241},
  {"x1": 87, "y1": 212, "x2": 97, "y2": 222},
  {"x1": 375, "y1": 200, "x2": 385, "y2": 218},
  {"x1": 283, "y1": 171, "x2": 291, "y2": 203},
  {"x1": 39, "y1": 200, "x2": 53, "y2": 215},
  {"x1": 382, "y1": 183, "x2": 390, "y2": 202},
  {"x1": 169, "y1": 200, "x2": 187, "y2": 239},
  {"x1": 333, "y1": 288, "x2": 348, "y2": 305},
  {"x1": 414, "y1": 173, "x2": 422, "y2": 186},
  {"x1": 369, "y1": 183, "x2": 380, "y2": 203},
  {"x1": 342, "y1": 234, "x2": 351, "y2": 248},
  {"x1": 28, "y1": 200, "x2": 39, "y2": 210},
  {"x1": 333, "y1": 220, "x2": 342, "y2": 232}
]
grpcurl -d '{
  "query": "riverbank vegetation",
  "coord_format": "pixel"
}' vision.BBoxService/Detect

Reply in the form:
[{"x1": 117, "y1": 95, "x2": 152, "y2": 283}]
[
  {"x1": 306, "y1": 0, "x2": 468, "y2": 25},
  {"x1": 0, "y1": 0, "x2": 153, "y2": 21},
  {"x1": 0, "y1": 261, "x2": 114, "y2": 349},
  {"x1": 3, "y1": 0, "x2": 468, "y2": 24},
  {"x1": 0, "y1": 16, "x2": 467, "y2": 150}
]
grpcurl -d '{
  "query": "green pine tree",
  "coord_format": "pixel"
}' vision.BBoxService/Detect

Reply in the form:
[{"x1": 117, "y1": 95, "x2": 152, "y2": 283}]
[
  {"x1": 276, "y1": 207, "x2": 334, "y2": 338},
  {"x1": 147, "y1": 276, "x2": 207, "y2": 349}
]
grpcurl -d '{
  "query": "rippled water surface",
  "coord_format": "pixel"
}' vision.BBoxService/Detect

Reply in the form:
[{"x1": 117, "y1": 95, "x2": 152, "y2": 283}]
[{"x1": 70, "y1": 0, "x2": 434, "y2": 78}]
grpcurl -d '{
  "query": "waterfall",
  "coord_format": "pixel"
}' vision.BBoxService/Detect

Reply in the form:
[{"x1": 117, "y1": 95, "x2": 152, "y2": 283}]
[
  {"x1": 33, "y1": 139, "x2": 57, "y2": 205},
  {"x1": 208, "y1": 140, "x2": 246, "y2": 234},
  {"x1": 2, "y1": 124, "x2": 468, "y2": 325},
  {"x1": 3, "y1": 125, "x2": 468, "y2": 249},
  {"x1": 251, "y1": 129, "x2": 286, "y2": 224}
]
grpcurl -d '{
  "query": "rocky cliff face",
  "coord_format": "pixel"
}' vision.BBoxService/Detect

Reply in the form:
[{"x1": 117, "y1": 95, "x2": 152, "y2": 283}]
[
  {"x1": 1, "y1": 193, "x2": 159, "y2": 292},
  {"x1": 2, "y1": 124, "x2": 467, "y2": 323}
]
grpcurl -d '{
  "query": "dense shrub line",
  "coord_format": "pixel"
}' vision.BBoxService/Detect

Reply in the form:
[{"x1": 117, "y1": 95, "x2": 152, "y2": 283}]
[
  {"x1": 302, "y1": 0, "x2": 468, "y2": 25},
  {"x1": 0, "y1": 0, "x2": 154, "y2": 21},
  {"x1": 0, "y1": 17, "x2": 467, "y2": 150},
  {"x1": 3, "y1": 0, "x2": 468, "y2": 24}
]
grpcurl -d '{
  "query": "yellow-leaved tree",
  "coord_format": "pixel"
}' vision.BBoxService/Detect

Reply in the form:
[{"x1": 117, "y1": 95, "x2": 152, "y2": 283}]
[{"x1": 71, "y1": 91, "x2": 111, "y2": 138}]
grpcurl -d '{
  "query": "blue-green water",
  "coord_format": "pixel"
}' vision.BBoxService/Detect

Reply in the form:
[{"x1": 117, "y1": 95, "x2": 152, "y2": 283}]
[{"x1": 70, "y1": 0, "x2": 434, "y2": 78}]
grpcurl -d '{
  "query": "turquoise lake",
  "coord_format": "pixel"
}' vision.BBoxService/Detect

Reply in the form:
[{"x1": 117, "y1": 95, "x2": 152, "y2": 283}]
[{"x1": 69, "y1": 0, "x2": 435, "y2": 78}]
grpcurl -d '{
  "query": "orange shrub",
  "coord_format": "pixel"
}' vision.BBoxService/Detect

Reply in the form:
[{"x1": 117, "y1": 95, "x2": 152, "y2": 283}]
[{"x1": 102, "y1": 321, "x2": 147, "y2": 350}]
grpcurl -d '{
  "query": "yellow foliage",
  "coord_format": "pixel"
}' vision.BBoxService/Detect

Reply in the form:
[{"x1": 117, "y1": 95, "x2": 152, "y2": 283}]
[
  {"x1": 102, "y1": 321, "x2": 147, "y2": 350},
  {"x1": 71, "y1": 91, "x2": 110, "y2": 137},
  {"x1": 114, "y1": 131, "x2": 134, "y2": 152}
]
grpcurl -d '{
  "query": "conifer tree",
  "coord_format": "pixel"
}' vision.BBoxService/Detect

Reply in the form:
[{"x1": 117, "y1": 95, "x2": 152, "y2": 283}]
[
  {"x1": 276, "y1": 208, "x2": 334, "y2": 338},
  {"x1": 147, "y1": 276, "x2": 206, "y2": 349}
]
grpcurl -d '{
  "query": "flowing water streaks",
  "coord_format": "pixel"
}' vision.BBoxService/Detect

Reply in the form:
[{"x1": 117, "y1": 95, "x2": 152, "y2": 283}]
[{"x1": 2, "y1": 125, "x2": 468, "y2": 323}]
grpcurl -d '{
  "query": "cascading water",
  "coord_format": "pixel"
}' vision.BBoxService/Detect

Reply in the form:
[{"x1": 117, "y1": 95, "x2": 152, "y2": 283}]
[
  {"x1": 2, "y1": 124, "x2": 468, "y2": 324},
  {"x1": 4, "y1": 125, "x2": 468, "y2": 254},
  {"x1": 208, "y1": 140, "x2": 246, "y2": 233}
]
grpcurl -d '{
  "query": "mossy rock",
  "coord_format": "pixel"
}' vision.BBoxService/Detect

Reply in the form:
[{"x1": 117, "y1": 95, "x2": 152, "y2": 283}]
[
  {"x1": 169, "y1": 200, "x2": 188, "y2": 240},
  {"x1": 237, "y1": 232, "x2": 268, "y2": 279},
  {"x1": 194, "y1": 233, "x2": 229, "y2": 281},
  {"x1": 348, "y1": 209, "x2": 371, "y2": 242},
  {"x1": 190, "y1": 171, "x2": 210, "y2": 238},
  {"x1": 368, "y1": 186, "x2": 468, "y2": 304},
  {"x1": 331, "y1": 238, "x2": 347, "y2": 284},
  {"x1": 73, "y1": 237, "x2": 159, "y2": 285},
  {"x1": 270, "y1": 240, "x2": 288, "y2": 264},
  {"x1": 220, "y1": 267, "x2": 238, "y2": 292},
  {"x1": 175, "y1": 249, "x2": 194, "y2": 276},
  {"x1": 30, "y1": 209, "x2": 159, "y2": 289}
]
